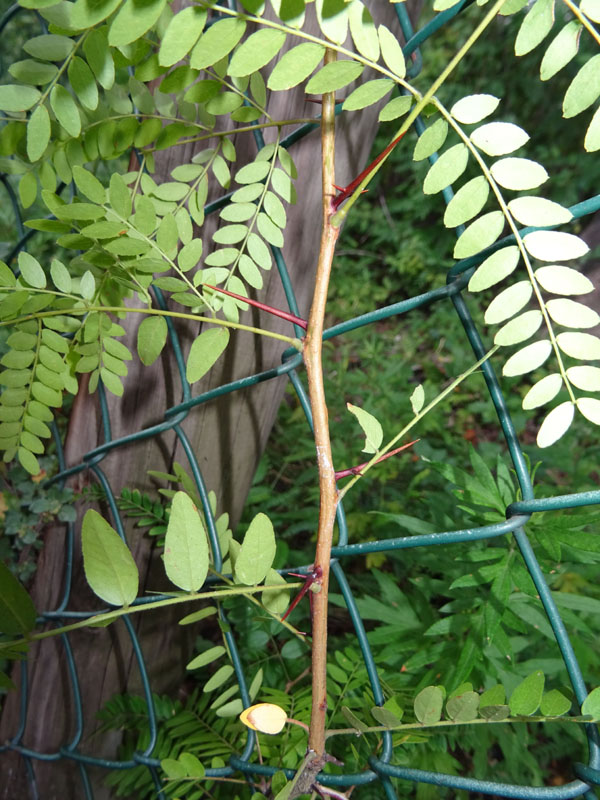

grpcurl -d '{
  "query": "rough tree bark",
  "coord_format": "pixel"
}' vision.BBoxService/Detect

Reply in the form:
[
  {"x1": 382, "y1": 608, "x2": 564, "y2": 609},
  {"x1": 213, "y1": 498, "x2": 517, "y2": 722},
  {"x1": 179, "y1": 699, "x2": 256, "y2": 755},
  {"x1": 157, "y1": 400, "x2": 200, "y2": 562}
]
[{"x1": 0, "y1": 3, "x2": 422, "y2": 797}]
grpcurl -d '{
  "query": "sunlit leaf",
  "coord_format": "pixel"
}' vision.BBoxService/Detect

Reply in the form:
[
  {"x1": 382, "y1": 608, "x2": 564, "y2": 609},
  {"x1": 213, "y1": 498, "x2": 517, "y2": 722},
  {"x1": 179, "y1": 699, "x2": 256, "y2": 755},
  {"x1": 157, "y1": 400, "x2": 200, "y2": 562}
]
[
  {"x1": 582, "y1": 687, "x2": 600, "y2": 719},
  {"x1": 423, "y1": 144, "x2": 468, "y2": 195},
  {"x1": 537, "y1": 401, "x2": 574, "y2": 447},
  {"x1": 410, "y1": 384, "x2": 424, "y2": 414},
  {"x1": 413, "y1": 118, "x2": 448, "y2": 162},
  {"x1": 228, "y1": 29, "x2": 286, "y2": 77},
  {"x1": 450, "y1": 94, "x2": 500, "y2": 124},
  {"x1": 494, "y1": 311, "x2": 542, "y2": 346},
  {"x1": 343, "y1": 79, "x2": 394, "y2": 111},
  {"x1": 158, "y1": 6, "x2": 207, "y2": 67},
  {"x1": 515, "y1": 0, "x2": 555, "y2": 57},
  {"x1": 557, "y1": 332, "x2": 600, "y2": 360},
  {"x1": 522, "y1": 373, "x2": 562, "y2": 409},
  {"x1": 235, "y1": 512, "x2": 276, "y2": 585},
  {"x1": 444, "y1": 176, "x2": 489, "y2": 228},
  {"x1": 108, "y1": 0, "x2": 167, "y2": 47},
  {"x1": 577, "y1": 397, "x2": 600, "y2": 425},
  {"x1": 485, "y1": 280, "x2": 532, "y2": 324},
  {"x1": 524, "y1": 231, "x2": 589, "y2": 262},
  {"x1": 491, "y1": 158, "x2": 548, "y2": 190},
  {"x1": 348, "y1": 1, "x2": 379, "y2": 61},
  {"x1": 563, "y1": 54, "x2": 600, "y2": 119},
  {"x1": 503, "y1": 340, "x2": 552, "y2": 377},
  {"x1": 267, "y1": 43, "x2": 325, "y2": 91},
  {"x1": 566, "y1": 365, "x2": 600, "y2": 391},
  {"x1": 470, "y1": 122, "x2": 529, "y2": 156},
  {"x1": 453, "y1": 211, "x2": 504, "y2": 259},
  {"x1": 507, "y1": 197, "x2": 572, "y2": 226},
  {"x1": 378, "y1": 24, "x2": 405, "y2": 78},
  {"x1": 164, "y1": 492, "x2": 209, "y2": 592},
  {"x1": 468, "y1": 246, "x2": 520, "y2": 292},
  {"x1": 546, "y1": 299, "x2": 599, "y2": 329},
  {"x1": 306, "y1": 60, "x2": 363, "y2": 94},
  {"x1": 534, "y1": 265, "x2": 593, "y2": 295},
  {"x1": 186, "y1": 328, "x2": 230, "y2": 383}
]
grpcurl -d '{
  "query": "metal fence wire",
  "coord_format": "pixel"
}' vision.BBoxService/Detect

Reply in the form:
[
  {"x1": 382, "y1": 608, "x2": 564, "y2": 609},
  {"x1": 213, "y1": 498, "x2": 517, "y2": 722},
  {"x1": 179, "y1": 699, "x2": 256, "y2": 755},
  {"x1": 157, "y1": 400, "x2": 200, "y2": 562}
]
[{"x1": 1, "y1": 1, "x2": 600, "y2": 798}]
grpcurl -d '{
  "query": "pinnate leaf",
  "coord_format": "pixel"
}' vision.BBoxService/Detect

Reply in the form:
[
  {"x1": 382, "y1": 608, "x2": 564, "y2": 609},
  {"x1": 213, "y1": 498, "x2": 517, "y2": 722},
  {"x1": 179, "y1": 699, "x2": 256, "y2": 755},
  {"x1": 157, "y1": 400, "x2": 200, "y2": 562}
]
[
  {"x1": 378, "y1": 25, "x2": 405, "y2": 78},
  {"x1": 108, "y1": 0, "x2": 167, "y2": 47},
  {"x1": 524, "y1": 231, "x2": 589, "y2": 262},
  {"x1": 137, "y1": 316, "x2": 168, "y2": 366},
  {"x1": 509, "y1": 670, "x2": 545, "y2": 715},
  {"x1": 228, "y1": 29, "x2": 286, "y2": 77},
  {"x1": 557, "y1": 332, "x2": 600, "y2": 360},
  {"x1": 453, "y1": 211, "x2": 504, "y2": 259},
  {"x1": 494, "y1": 311, "x2": 542, "y2": 346},
  {"x1": 348, "y1": 1, "x2": 379, "y2": 60},
  {"x1": 563, "y1": 54, "x2": 600, "y2": 119},
  {"x1": 491, "y1": 158, "x2": 548, "y2": 191},
  {"x1": 444, "y1": 177, "x2": 489, "y2": 228},
  {"x1": 535, "y1": 265, "x2": 593, "y2": 295},
  {"x1": 485, "y1": 280, "x2": 532, "y2": 324},
  {"x1": 27, "y1": 105, "x2": 51, "y2": 162},
  {"x1": 159, "y1": 7, "x2": 206, "y2": 67},
  {"x1": 50, "y1": 85, "x2": 81, "y2": 138},
  {"x1": 567, "y1": 365, "x2": 600, "y2": 390},
  {"x1": 540, "y1": 21, "x2": 581, "y2": 81},
  {"x1": 81, "y1": 509, "x2": 139, "y2": 606},
  {"x1": 423, "y1": 144, "x2": 468, "y2": 195},
  {"x1": 507, "y1": 197, "x2": 571, "y2": 226},
  {"x1": 343, "y1": 79, "x2": 394, "y2": 111},
  {"x1": 0, "y1": 85, "x2": 40, "y2": 112},
  {"x1": 582, "y1": 687, "x2": 600, "y2": 719},
  {"x1": 191, "y1": 18, "x2": 246, "y2": 71},
  {"x1": 515, "y1": 0, "x2": 555, "y2": 57},
  {"x1": 547, "y1": 299, "x2": 600, "y2": 329},
  {"x1": 18, "y1": 252, "x2": 45, "y2": 289}
]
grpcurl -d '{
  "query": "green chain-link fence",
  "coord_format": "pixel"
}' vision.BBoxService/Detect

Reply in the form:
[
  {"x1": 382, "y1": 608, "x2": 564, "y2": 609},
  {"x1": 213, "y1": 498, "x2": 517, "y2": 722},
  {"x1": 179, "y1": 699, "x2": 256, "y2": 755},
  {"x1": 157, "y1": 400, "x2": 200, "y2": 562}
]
[{"x1": 2, "y1": 1, "x2": 600, "y2": 797}]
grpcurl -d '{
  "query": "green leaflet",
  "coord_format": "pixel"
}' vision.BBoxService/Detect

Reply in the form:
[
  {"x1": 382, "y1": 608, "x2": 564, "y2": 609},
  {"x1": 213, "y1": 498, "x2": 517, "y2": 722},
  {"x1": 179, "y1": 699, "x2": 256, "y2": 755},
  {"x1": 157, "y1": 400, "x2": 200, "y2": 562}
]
[
  {"x1": 50, "y1": 85, "x2": 81, "y2": 138},
  {"x1": 343, "y1": 79, "x2": 394, "y2": 112},
  {"x1": 537, "y1": 401, "x2": 574, "y2": 447},
  {"x1": 563, "y1": 54, "x2": 600, "y2": 119},
  {"x1": 27, "y1": 105, "x2": 50, "y2": 163},
  {"x1": 524, "y1": 230, "x2": 589, "y2": 262},
  {"x1": 0, "y1": 560, "x2": 37, "y2": 634},
  {"x1": 515, "y1": 0, "x2": 555, "y2": 57},
  {"x1": 190, "y1": 17, "x2": 246, "y2": 71},
  {"x1": 509, "y1": 671, "x2": 545, "y2": 715},
  {"x1": 108, "y1": 0, "x2": 167, "y2": 47},
  {"x1": 378, "y1": 25, "x2": 405, "y2": 79},
  {"x1": 540, "y1": 21, "x2": 581, "y2": 81},
  {"x1": 68, "y1": 57, "x2": 98, "y2": 111},
  {"x1": 507, "y1": 196, "x2": 571, "y2": 226},
  {"x1": 186, "y1": 327, "x2": 230, "y2": 384},
  {"x1": 522, "y1": 373, "x2": 562, "y2": 408},
  {"x1": 187, "y1": 646, "x2": 226, "y2": 670},
  {"x1": 228, "y1": 29, "x2": 286, "y2": 78},
  {"x1": 9, "y1": 59, "x2": 57, "y2": 86},
  {"x1": 444, "y1": 176, "x2": 489, "y2": 228},
  {"x1": 453, "y1": 211, "x2": 504, "y2": 259},
  {"x1": 24, "y1": 34, "x2": 74, "y2": 62},
  {"x1": 503, "y1": 340, "x2": 552, "y2": 377},
  {"x1": 316, "y1": 0, "x2": 349, "y2": 44},
  {"x1": 490, "y1": 157, "x2": 548, "y2": 191},
  {"x1": 164, "y1": 492, "x2": 209, "y2": 592},
  {"x1": 413, "y1": 118, "x2": 448, "y2": 162},
  {"x1": 534, "y1": 265, "x2": 594, "y2": 295},
  {"x1": 234, "y1": 512, "x2": 276, "y2": 585},
  {"x1": 494, "y1": 311, "x2": 543, "y2": 346},
  {"x1": 470, "y1": 121, "x2": 529, "y2": 156},
  {"x1": 484, "y1": 280, "x2": 532, "y2": 324},
  {"x1": 547, "y1": 298, "x2": 600, "y2": 329},
  {"x1": 414, "y1": 685, "x2": 444, "y2": 724},
  {"x1": 347, "y1": 402, "x2": 383, "y2": 454},
  {"x1": 585, "y1": 105, "x2": 600, "y2": 152},
  {"x1": 271, "y1": 0, "x2": 305, "y2": 27},
  {"x1": 83, "y1": 29, "x2": 115, "y2": 90},
  {"x1": 81, "y1": 509, "x2": 139, "y2": 606},
  {"x1": 450, "y1": 93, "x2": 500, "y2": 124},
  {"x1": 306, "y1": 60, "x2": 364, "y2": 94},
  {"x1": 158, "y1": 7, "x2": 207, "y2": 67},
  {"x1": 348, "y1": 0, "x2": 379, "y2": 61},
  {"x1": 71, "y1": 0, "x2": 123, "y2": 27},
  {"x1": 578, "y1": 398, "x2": 600, "y2": 425},
  {"x1": 18, "y1": 252, "x2": 46, "y2": 289},
  {"x1": 557, "y1": 332, "x2": 600, "y2": 360},
  {"x1": 423, "y1": 144, "x2": 468, "y2": 194},
  {"x1": 0, "y1": 85, "x2": 41, "y2": 113}
]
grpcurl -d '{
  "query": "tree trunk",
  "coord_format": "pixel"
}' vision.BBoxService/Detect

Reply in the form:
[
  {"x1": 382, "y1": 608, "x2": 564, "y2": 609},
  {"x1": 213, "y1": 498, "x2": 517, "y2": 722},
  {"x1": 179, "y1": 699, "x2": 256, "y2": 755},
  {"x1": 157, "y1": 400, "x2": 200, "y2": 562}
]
[{"x1": 0, "y1": 3, "x2": 422, "y2": 797}]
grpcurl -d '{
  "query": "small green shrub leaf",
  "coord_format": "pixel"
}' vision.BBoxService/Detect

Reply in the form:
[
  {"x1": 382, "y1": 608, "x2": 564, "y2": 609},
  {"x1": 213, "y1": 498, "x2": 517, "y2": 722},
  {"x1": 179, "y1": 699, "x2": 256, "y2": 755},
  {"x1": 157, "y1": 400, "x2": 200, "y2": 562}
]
[
  {"x1": 343, "y1": 79, "x2": 394, "y2": 111},
  {"x1": 18, "y1": 252, "x2": 46, "y2": 289},
  {"x1": 81, "y1": 509, "x2": 139, "y2": 606},
  {"x1": 557, "y1": 332, "x2": 600, "y2": 360},
  {"x1": 515, "y1": 0, "x2": 555, "y2": 57},
  {"x1": 348, "y1": 1, "x2": 379, "y2": 60},
  {"x1": 50, "y1": 86, "x2": 81, "y2": 138},
  {"x1": 27, "y1": 105, "x2": 51, "y2": 162},
  {"x1": 108, "y1": 0, "x2": 167, "y2": 47},
  {"x1": 0, "y1": 85, "x2": 41, "y2": 112},
  {"x1": 540, "y1": 689, "x2": 571, "y2": 716},
  {"x1": 509, "y1": 670, "x2": 545, "y2": 715},
  {"x1": 446, "y1": 691, "x2": 479, "y2": 721},
  {"x1": 410, "y1": 384, "x2": 424, "y2": 415},
  {"x1": 414, "y1": 685, "x2": 444, "y2": 724},
  {"x1": 379, "y1": 95, "x2": 412, "y2": 121},
  {"x1": 164, "y1": 492, "x2": 209, "y2": 592},
  {"x1": 537, "y1": 401, "x2": 574, "y2": 447},
  {"x1": 159, "y1": 6, "x2": 206, "y2": 67},
  {"x1": 235, "y1": 512, "x2": 276, "y2": 585},
  {"x1": 371, "y1": 706, "x2": 403, "y2": 728},
  {"x1": 0, "y1": 560, "x2": 36, "y2": 635},
  {"x1": 187, "y1": 645, "x2": 225, "y2": 670},
  {"x1": 582, "y1": 687, "x2": 600, "y2": 719},
  {"x1": 413, "y1": 118, "x2": 448, "y2": 161},
  {"x1": 203, "y1": 664, "x2": 234, "y2": 692}
]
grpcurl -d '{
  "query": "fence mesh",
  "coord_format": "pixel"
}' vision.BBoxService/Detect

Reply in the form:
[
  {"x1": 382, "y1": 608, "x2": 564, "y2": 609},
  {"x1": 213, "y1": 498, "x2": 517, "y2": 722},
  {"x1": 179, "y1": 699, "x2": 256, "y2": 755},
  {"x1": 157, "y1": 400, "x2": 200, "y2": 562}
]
[{"x1": 1, "y1": 1, "x2": 600, "y2": 798}]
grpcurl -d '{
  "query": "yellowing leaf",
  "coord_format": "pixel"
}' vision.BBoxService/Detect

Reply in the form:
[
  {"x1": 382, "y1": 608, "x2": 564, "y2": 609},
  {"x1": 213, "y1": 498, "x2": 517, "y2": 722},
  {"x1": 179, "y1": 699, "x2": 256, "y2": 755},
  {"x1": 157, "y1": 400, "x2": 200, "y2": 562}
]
[{"x1": 239, "y1": 703, "x2": 287, "y2": 734}]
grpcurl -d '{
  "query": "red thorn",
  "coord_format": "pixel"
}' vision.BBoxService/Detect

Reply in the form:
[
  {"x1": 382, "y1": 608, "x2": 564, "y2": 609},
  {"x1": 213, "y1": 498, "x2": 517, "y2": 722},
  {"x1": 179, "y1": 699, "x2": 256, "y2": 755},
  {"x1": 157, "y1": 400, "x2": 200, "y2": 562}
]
[
  {"x1": 203, "y1": 284, "x2": 307, "y2": 330},
  {"x1": 334, "y1": 439, "x2": 420, "y2": 480}
]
